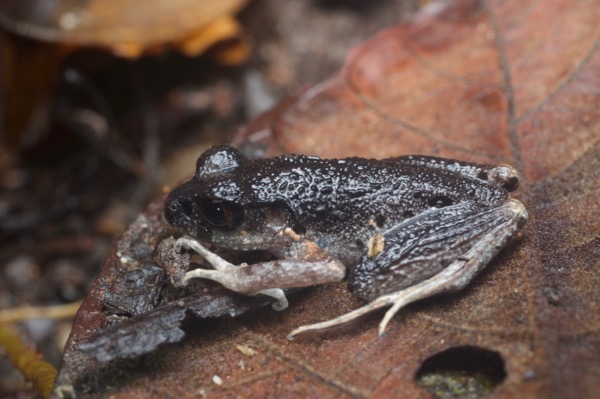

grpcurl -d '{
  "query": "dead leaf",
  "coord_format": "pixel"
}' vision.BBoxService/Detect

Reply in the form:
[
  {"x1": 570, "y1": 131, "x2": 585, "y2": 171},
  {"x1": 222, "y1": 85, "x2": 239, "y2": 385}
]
[
  {"x1": 0, "y1": 33, "x2": 62, "y2": 146},
  {"x1": 78, "y1": 292, "x2": 271, "y2": 363},
  {"x1": 0, "y1": 0, "x2": 249, "y2": 58},
  {"x1": 56, "y1": 0, "x2": 599, "y2": 397}
]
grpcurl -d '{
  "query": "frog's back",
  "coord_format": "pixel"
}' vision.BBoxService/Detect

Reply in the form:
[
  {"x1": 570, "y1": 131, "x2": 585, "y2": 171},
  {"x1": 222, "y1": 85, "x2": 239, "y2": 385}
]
[{"x1": 246, "y1": 154, "x2": 506, "y2": 226}]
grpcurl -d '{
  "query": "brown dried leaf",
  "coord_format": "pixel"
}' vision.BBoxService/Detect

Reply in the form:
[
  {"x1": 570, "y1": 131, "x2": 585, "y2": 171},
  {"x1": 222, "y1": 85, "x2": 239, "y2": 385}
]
[
  {"x1": 56, "y1": 0, "x2": 599, "y2": 398},
  {"x1": 0, "y1": 34, "x2": 62, "y2": 146}
]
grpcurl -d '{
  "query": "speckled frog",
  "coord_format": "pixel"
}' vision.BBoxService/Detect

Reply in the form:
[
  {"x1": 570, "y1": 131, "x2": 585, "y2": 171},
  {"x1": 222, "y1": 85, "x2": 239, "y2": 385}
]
[{"x1": 164, "y1": 145, "x2": 527, "y2": 338}]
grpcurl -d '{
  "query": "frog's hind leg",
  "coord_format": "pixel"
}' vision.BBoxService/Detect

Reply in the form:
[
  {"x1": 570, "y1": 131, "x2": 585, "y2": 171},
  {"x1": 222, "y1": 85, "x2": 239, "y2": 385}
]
[{"x1": 287, "y1": 199, "x2": 527, "y2": 339}]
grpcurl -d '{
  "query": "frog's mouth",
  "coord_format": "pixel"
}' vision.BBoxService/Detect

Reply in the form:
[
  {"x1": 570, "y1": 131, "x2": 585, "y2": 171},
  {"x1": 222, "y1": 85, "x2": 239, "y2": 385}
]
[{"x1": 164, "y1": 184, "x2": 212, "y2": 239}]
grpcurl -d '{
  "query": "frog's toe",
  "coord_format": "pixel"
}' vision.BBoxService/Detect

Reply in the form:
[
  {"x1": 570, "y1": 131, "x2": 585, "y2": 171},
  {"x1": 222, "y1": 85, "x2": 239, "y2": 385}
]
[
  {"x1": 488, "y1": 164, "x2": 520, "y2": 191},
  {"x1": 258, "y1": 288, "x2": 289, "y2": 311},
  {"x1": 377, "y1": 292, "x2": 418, "y2": 335},
  {"x1": 182, "y1": 268, "x2": 221, "y2": 286},
  {"x1": 286, "y1": 295, "x2": 395, "y2": 339}
]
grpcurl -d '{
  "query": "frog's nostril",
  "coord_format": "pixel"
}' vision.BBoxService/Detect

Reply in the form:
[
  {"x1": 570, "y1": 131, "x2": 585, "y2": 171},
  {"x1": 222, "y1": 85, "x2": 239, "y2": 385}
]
[{"x1": 168, "y1": 201, "x2": 179, "y2": 212}]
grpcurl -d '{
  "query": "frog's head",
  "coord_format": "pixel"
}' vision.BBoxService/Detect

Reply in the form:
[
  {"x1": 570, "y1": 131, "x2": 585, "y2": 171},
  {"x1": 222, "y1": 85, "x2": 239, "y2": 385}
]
[{"x1": 164, "y1": 145, "x2": 297, "y2": 250}]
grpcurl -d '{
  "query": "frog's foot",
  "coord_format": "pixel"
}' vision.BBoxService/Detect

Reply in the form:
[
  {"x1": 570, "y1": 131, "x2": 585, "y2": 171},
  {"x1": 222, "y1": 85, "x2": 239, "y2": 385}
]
[
  {"x1": 287, "y1": 254, "x2": 493, "y2": 339},
  {"x1": 286, "y1": 284, "x2": 431, "y2": 339},
  {"x1": 176, "y1": 238, "x2": 289, "y2": 311},
  {"x1": 287, "y1": 199, "x2": 527, "y2": 340}
]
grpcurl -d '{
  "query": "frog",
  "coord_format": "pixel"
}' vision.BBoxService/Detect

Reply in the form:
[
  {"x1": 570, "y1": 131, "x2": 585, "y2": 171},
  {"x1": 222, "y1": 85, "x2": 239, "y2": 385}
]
[{"x1": 163, "y1": 145, "x2": 527, "y2": 338}]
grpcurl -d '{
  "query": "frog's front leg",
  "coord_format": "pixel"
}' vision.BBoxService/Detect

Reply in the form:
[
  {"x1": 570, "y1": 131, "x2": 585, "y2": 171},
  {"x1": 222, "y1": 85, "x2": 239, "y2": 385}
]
[
  {"x1": 288, "y1": 199, "x2": 527, "y2": 339},
  {"x1": 175, "y1": 238, "x2": 346, "y2": 311}
]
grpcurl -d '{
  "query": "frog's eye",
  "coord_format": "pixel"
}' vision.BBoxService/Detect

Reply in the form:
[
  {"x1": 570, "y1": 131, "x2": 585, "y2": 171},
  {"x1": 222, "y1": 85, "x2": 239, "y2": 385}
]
[{"x1": 201, "y1": 200, "x2": 244, "y2": 230}]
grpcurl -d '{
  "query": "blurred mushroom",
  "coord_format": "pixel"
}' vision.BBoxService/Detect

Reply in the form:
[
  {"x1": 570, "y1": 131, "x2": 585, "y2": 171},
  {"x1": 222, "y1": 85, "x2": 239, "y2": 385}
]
[{"x1": 0, "y1": 0, "x2": 250, "y2": 147}]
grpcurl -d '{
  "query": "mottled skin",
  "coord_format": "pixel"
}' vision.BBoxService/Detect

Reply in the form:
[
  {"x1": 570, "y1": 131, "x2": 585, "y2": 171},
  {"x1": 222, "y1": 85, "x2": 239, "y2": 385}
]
[{"x1": 164, "y1": 145, "x2": 527, "y2": 337}]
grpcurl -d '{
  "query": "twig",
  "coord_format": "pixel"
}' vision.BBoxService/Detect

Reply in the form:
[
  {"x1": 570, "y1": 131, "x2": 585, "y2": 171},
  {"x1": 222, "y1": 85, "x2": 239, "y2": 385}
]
[
  {"x1": 0, "y1": 326, "x2": 57, "y2": 398},
  {"x1": 0, "y1": 301, "x2": 82, "y2": 324}
]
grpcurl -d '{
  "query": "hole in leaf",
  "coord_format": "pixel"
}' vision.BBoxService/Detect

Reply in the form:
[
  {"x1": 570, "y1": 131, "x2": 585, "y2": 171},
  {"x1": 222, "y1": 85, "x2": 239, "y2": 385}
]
[{"x1": 415, "y1": 346, "x2": 506, "y2": 398}]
